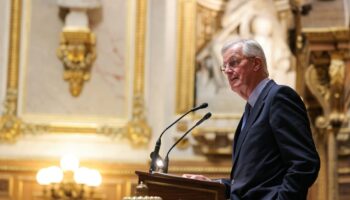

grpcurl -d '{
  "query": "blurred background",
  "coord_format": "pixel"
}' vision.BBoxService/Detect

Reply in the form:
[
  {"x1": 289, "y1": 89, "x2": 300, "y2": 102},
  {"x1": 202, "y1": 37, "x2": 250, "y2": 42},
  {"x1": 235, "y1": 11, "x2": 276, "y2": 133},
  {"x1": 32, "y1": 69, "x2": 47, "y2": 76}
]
[{"x1": 0, "y1": 0, "x2": 349, "y2": 199}]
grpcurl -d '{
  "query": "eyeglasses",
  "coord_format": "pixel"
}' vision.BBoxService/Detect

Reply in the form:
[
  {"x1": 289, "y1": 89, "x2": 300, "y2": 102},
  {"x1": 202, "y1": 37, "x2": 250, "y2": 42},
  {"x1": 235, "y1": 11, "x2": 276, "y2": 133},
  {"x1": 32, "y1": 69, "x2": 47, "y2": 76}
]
[{"x1": 220, "y1": 56, "x2": 255, "y2": 72}]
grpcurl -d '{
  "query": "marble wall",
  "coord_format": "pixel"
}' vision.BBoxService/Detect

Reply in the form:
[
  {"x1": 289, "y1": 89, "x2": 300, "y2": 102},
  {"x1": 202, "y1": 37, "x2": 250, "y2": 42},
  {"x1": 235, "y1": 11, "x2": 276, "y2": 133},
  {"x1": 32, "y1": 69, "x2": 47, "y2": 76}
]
[{"x1": 20, "y1": 0, "x2": 129, "y2": 119}]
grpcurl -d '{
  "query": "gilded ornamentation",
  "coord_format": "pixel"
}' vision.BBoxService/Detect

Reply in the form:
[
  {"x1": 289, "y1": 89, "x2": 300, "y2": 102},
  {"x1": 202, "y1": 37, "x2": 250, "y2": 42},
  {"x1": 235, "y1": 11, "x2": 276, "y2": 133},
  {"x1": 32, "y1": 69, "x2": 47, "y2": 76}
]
[
  {"x1": 0, "y1": 89, "x2": 23, "y2": 142},
  {"x1": 125, "y1": 0, "x2": 151, "y2": 146},
  {"x1": 196, "y1": 3, "x2": 224, "y2": 51},
  {"x1": 175, "y1": 0, "x2": 197, "y2": 114},
  {"x1": 305, "y1": 56, "x2": 349, "y2": 128},
  {"x1": 21, "y1": 123, "x2": 50, "y2": 136},
  {"x1": 3, "y1": 89, "x2": 18, "y2": 115},
  {"x1": 0, "y1": 0, "x2": 22, "y2": 142},
  {"x1": 57, "y1": 29, "x2": 97, "y2": 97},
  {"x1": 126, "y1": 94, "x2": 151, "y2": 147},
  {"x1": 0, "y1": 115, "x2": 21, "y2": 142},
  {"x1": 96, "y1": 126, "x2": 125, "y2": 139}
]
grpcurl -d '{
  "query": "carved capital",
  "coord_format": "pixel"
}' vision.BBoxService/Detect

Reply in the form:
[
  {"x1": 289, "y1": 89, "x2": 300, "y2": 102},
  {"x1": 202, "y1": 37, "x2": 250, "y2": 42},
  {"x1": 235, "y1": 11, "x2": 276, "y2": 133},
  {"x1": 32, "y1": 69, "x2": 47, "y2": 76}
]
[{"x1": 305, "y1": 54, "x2": 350, "y2": 129}]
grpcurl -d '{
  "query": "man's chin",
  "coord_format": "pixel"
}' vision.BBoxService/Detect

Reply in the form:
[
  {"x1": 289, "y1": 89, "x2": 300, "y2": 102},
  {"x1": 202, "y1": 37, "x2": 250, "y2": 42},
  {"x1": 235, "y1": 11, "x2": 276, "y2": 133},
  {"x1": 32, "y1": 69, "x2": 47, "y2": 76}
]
[{"x1": 230, "y1": 86, "x2": 238, "y2": 93}]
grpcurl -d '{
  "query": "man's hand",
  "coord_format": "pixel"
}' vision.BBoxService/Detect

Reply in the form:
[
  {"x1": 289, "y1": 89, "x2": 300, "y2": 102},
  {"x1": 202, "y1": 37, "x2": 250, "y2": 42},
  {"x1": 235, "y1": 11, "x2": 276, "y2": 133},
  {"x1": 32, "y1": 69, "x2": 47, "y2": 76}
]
[{"x1": 182, "y1": 174, "x2": 212, "y2": 181}]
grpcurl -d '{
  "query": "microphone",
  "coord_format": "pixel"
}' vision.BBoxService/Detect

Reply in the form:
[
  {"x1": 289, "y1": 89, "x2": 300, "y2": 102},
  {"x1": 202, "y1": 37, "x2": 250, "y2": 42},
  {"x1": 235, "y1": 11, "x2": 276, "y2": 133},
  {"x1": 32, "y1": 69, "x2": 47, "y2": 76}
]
[
  {"x1": 162, "y1": 112, "x2": 212, "y2": 173},
  {"x1": 149, "y1": 103, "x2": 208, "y2": 173}
]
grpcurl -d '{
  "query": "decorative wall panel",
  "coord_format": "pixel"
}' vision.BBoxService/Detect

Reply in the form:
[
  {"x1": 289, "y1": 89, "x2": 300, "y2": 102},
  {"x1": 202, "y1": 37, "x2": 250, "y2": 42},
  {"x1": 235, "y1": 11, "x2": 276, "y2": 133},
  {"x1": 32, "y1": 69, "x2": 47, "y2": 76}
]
[{"x1": 0, "y1": 0, "x2": 151, "y2": 146}]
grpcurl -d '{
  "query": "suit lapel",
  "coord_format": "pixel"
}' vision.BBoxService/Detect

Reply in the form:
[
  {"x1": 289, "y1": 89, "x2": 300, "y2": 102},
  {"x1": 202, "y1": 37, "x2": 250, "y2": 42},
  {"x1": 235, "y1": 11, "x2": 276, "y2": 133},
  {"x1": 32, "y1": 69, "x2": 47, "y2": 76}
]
[
  {"x1": 232, "y1": 80, "x2": 276, "y2": 168},
  {"x1": 232, "y1": 117, "x2": 243, "y2": 158}
]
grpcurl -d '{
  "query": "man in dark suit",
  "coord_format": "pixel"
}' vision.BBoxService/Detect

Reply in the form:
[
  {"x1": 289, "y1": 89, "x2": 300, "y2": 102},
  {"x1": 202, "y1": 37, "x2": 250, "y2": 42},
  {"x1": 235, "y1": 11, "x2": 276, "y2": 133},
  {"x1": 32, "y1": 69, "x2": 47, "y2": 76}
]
[{"x1": 183, "y1": 39, "x2": 320, "y2": 200}]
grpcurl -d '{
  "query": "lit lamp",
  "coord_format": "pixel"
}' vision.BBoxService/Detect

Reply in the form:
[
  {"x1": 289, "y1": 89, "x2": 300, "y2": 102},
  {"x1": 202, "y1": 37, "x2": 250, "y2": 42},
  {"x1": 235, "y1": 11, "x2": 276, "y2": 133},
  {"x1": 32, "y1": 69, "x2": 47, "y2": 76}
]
[{"x1": 36, "y1": 155, "x2": 102, "y2": 200}]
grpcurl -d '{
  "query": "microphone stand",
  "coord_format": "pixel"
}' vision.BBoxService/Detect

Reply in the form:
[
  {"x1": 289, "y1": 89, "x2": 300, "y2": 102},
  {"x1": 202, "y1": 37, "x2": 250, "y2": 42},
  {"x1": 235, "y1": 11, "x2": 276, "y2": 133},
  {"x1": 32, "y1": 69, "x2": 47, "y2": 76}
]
[
  {"x1": 163, "y1": 112, "x2": 212, "y2": 173},
  {"x1": 149, "y1": 103, "x2": 208, "y2": 173}
]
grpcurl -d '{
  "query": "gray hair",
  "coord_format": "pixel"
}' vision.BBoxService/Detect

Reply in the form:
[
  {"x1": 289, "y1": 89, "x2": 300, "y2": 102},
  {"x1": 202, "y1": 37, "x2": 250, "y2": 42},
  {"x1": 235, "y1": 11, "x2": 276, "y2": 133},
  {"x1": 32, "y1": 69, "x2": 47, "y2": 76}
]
[{"x1": 221, "y1": 39, "x2": 269, "y2": 76}]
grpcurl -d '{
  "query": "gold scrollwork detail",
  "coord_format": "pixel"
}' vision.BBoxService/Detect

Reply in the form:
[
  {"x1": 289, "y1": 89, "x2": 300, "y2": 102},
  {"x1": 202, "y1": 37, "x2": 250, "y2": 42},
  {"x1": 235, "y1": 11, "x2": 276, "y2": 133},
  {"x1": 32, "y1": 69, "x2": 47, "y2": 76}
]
[
  {"x1": 0, "y1": 115, "x2": 21, "y2": 142},
  {"x1": 126, "y1": 94, "x2": 151, "y2": 147},
  {"x1": 0, "y1": 89, "x2": 21, "y2": 142},
  {"x1": 57, "y1": 29, "x2": 97, "y2": 97},
  {"x1": 96, "y1": 126, "x2": 125, "y2": 139},
  {"x1": 3, "y1": 89, "x2": 18, "y2": 115},
  {"x1": 21, "y1": 123, "x2": 50, "y2": 136}
]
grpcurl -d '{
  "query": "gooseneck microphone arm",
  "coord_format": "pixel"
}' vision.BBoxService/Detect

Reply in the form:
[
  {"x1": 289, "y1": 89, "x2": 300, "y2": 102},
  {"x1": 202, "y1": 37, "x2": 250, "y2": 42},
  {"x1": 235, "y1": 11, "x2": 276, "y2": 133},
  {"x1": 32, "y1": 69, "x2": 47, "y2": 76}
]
[
  {"x1": 163, "y1": 112, "x2": 212, "y2": 173},
  {"x1": 149, "y1": 103, "x2": 208, "y2": 173}
]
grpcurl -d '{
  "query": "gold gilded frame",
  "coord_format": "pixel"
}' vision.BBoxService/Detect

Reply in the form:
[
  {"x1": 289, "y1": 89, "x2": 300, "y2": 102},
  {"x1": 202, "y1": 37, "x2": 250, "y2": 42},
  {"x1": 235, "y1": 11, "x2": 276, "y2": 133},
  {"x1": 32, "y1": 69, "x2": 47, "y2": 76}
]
[
  {"x1": 0, "y1": 0, "x2": 151, "y2": 146},
  {"x1": 175, "y1": 0, "x2": 231, "y2": 118},
  {"x1": 175, "y1": 0, "x2": 197, "y2": 114}
]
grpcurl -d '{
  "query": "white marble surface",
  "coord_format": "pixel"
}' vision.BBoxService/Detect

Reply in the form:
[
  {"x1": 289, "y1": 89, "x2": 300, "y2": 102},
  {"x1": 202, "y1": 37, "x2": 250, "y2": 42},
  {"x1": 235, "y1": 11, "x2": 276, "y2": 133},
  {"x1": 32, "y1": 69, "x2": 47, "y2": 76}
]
[{"x1": 20, "y1": 0, "x2": 128, "y2": 119}]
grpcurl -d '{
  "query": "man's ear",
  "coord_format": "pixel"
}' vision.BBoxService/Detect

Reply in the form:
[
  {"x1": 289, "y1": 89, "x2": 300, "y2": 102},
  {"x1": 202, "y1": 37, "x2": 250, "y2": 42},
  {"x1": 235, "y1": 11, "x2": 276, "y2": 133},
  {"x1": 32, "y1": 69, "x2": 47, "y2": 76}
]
[{"x1": 253, "y1": 58, "x2": 263, "y2": 71}]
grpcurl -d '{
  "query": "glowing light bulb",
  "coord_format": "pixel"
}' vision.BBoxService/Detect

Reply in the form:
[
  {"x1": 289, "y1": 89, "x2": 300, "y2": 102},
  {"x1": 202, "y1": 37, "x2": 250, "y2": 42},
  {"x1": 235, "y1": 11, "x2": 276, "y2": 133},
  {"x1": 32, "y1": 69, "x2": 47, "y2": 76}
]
[
  {"x1": 36, "y1": 168, "x2": 51, "y2": 185},
  {"x1": 86, "y1": 169, "x2": 102, "y2": 187},
  {"x1": 46, "y1": 166, "x2": 63, "y2": 183},
  {"x1": 156, "y1": 159, "x2": 164, "y2": 168}
]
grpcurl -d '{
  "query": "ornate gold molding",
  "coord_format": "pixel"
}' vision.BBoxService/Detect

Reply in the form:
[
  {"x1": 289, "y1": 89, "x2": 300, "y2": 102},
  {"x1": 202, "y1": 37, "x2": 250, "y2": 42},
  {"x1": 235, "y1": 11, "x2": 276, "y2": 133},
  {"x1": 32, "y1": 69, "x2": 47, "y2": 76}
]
[
  {"x1": 0, "y1": 114, "x2": 21, "y2": 142},
  {"x1": 175, "y1": 0, "x2": 197, "y2": 114},
  {"x1": 126, "y1": 0, "x2": 151, "y2": 146},
  {"x1": 0, "y1": 0, "x2": 22, "y2": 142}
]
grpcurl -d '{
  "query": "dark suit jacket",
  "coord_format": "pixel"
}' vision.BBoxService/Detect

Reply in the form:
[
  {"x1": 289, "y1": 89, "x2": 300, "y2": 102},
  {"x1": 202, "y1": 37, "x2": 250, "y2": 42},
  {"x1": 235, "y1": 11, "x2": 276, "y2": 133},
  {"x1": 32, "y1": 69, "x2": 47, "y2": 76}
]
[{"x1": 221, "y1": 80, "x2": 320, "y2": 200}]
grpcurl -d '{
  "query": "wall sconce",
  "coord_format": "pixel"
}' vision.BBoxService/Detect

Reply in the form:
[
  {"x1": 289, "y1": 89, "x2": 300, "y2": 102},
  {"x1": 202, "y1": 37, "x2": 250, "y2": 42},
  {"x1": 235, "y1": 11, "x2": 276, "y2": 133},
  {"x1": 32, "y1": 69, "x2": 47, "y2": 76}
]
[
  {"x1": 57, "y1": 29, "x2": 96, "y2": 97},
  {"x1": 56, "y1": 0, "x2": 101, "y2": 97},
  {"x1": 36, "y1": 155, "x2": 102, "y2": 200}
]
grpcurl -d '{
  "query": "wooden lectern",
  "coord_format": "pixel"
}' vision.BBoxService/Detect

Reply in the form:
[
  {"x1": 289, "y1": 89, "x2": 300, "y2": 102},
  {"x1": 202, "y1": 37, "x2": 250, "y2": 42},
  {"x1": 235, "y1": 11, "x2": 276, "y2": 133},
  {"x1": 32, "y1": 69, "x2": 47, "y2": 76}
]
[{"x1": 135, "y1": 171, "x2": 226, "y2": 200}]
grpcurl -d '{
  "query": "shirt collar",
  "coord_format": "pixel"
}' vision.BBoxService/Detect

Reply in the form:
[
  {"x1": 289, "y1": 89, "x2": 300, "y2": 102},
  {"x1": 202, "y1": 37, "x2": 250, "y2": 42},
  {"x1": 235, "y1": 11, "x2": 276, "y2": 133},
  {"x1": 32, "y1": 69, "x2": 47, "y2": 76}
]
[{"x1": 248, "y1": 78, "x2": 270, "y2": 107}]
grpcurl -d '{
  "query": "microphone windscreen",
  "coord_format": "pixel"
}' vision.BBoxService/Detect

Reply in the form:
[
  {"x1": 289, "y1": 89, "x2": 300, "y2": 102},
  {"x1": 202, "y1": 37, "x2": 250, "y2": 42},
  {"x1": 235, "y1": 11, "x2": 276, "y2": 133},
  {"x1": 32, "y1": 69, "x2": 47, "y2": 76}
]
[
  {"x1": 193, "y1": 103, "x2": 208, "y2": 111},
  {"x1": 200, "y1": 103, "x2": 209, "y2": 109},
  {"x1": 204, "y1": 112, "x2": 212, "y2": 120},
  {"x1": 196, "y1": 112, "x2": 212, "y2": 126}
]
